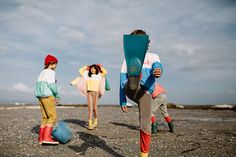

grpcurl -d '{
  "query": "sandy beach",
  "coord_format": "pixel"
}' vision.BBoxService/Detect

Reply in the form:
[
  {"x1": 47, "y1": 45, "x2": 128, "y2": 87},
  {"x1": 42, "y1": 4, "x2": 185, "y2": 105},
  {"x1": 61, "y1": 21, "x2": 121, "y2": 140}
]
[{"x1": 0, "y1": 105, "x2": 235, "y2": 157}]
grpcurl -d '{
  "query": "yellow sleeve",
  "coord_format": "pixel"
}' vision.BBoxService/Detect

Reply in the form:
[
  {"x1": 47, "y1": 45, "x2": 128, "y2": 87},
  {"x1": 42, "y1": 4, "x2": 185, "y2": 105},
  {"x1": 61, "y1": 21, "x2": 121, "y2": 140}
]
[
  {"x1": 79, "y1": 66, "x2": 88, "y2": 76},
  {"x1": 70, "y1": 77, "x2": 80, "y2": 86},
  {"x1": 100, "y1": 67, "x2": 107, "y2": 77}
]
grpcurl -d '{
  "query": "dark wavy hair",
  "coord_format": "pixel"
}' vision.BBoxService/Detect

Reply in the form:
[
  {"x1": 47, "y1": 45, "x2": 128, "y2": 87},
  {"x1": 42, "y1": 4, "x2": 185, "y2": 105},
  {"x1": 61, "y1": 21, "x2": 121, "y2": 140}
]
[
  {"x1": 130, "y1": 29, "x2": 150, "y2": 48},
  {"x1": 88, "y1": 64, "x2": 102, "y2": 77},
  {"x1": 130, "y1": 29, "x2": 147, "y2": 35}
]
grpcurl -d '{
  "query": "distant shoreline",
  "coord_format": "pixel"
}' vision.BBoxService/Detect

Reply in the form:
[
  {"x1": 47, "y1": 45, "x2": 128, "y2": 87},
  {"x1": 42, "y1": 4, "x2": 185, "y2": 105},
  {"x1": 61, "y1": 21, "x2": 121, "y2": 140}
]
[{"x1": 0, "y1": 103, "x2": 235, "y2": 110}]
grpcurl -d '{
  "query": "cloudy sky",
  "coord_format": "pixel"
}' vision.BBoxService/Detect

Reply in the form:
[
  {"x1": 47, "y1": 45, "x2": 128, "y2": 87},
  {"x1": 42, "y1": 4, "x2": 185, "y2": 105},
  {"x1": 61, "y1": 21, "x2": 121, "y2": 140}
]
[{"x1": 0, "y1": 0, "x2": 236, "y2": 105}]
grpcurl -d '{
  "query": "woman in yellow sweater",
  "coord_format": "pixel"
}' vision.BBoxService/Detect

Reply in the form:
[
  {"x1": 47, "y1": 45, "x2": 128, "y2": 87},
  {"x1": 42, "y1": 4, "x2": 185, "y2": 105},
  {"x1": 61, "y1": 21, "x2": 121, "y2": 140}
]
[{"x1": 79, "y1": 64, "x2": 107, "y2": 130}]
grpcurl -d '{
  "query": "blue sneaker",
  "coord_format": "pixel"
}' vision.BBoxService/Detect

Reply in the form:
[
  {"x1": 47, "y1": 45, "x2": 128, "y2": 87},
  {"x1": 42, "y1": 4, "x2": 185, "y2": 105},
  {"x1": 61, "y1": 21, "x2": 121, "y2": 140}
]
[
  {"x1": 168, "y1": 122, "x2": 174, "y2": 133},
  {"x1": 151, "y1": 122, "x2": 158, "y2": 134}
]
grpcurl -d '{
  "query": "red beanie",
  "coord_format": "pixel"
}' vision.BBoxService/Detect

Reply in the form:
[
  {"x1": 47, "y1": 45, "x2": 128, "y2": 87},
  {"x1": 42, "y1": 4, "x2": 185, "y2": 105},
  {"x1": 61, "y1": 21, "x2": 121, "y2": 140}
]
[{"x1": 44, "y1": 54, "x2": 58, "y2": 65}]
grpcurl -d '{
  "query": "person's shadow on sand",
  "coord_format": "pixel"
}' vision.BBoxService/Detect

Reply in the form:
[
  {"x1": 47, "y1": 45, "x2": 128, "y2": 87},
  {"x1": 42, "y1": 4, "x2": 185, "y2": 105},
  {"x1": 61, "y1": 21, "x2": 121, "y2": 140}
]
[
  {"x1": 68, "y1": 131, "x2": 124, "y2": 157},
  {"x1": 111, "y1": 122, "x2": 139, "y2": 131},
  {"x1": 64, "y1": 119, "x2": 87, "y2": 129}
]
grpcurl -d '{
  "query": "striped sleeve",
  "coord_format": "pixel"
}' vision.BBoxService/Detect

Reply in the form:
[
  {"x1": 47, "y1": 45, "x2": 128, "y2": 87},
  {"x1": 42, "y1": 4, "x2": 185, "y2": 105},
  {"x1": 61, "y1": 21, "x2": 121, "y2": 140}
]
[
  {"x1": 119, "y1": 60, "x2": 128, "y2": 106},
  {"x1": 151, "y1": 53, "x2": 163, "y2": 73},
  {"x1": 100, "y1": 67, "x2": 107, "y2": 77}
]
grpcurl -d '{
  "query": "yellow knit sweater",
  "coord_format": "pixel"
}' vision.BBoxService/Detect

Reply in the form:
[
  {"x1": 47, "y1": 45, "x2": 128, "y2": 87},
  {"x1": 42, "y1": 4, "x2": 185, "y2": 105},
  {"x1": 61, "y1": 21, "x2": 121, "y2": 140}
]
[{"x1": 79, "y1": 66, "x2": 107, "y2": 92}]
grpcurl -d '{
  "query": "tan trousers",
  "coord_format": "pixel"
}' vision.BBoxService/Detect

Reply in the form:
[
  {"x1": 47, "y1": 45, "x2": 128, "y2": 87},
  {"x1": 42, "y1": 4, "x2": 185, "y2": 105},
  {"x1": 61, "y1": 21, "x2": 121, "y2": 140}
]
[
  {"x1": 39, "y1": 96, "x2": 57, "y2": 125},
  {"x1": 152, "y1": 93, "x2": 169, "y2": 117},
  {"x1": 125, "y1": 86, "x2": 152, "y2": 134}
]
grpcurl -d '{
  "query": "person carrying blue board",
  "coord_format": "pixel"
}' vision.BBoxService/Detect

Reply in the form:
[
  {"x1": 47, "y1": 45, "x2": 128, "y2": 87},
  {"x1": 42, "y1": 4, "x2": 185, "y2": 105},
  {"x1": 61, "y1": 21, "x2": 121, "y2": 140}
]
[{"x1": 120, "y1": 29, "x2": 163, "y2": 157}]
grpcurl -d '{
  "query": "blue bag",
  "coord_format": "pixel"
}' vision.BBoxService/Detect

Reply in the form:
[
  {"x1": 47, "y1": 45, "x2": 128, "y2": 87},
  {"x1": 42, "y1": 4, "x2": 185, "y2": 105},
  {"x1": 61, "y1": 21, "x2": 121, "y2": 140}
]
[
  {"x1": 52, "y1": 121, "x2": 72, "y2": 144},
  {"x1": 105, "y1": 77, "x2": 111, "y2": 91}
]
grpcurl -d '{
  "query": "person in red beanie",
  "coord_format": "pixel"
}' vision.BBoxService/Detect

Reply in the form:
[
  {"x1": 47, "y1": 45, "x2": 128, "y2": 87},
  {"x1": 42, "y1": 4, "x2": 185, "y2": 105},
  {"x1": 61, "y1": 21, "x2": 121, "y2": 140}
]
[{"x1": 35, "y1": 54, "x2": 60, "y2": 145}]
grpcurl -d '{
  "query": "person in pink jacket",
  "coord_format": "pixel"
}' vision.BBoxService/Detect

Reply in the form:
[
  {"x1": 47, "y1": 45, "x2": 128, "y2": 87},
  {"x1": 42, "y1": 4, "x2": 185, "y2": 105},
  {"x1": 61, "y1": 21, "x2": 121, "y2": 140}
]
[{"x1": 151, "y1": 83, "x2": 174, "y2": 133}]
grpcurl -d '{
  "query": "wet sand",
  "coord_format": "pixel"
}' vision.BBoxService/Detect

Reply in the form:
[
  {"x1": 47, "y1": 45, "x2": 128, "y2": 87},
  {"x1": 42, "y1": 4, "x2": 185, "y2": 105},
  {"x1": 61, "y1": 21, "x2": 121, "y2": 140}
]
[{"x1": 0, "y1": 105, "x2": 235, "y2": 157}]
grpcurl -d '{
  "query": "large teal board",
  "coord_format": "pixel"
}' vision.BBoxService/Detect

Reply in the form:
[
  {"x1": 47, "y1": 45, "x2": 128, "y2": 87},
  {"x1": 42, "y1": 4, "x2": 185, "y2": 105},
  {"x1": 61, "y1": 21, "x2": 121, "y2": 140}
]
[{"x1": 123, "y1": 35, "x2": 149, "y2": 76}]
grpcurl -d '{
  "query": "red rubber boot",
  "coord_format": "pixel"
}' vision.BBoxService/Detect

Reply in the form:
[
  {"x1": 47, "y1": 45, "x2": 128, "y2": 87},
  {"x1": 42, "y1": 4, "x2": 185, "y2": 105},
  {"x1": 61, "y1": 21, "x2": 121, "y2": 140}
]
[
  {"x1": 42, "y1": 126, "x2": 59, "y2": 145},
  {"x1": 38, "y1": 127, "x2": 44, "y2": 144}
]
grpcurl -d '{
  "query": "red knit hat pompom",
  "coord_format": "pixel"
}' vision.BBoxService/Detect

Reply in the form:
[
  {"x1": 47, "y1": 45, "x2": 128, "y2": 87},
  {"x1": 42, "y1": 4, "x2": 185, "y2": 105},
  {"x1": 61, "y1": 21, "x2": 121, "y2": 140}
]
[{"x1": 44, "y1": 54, "x2": 58, "y2": 65}]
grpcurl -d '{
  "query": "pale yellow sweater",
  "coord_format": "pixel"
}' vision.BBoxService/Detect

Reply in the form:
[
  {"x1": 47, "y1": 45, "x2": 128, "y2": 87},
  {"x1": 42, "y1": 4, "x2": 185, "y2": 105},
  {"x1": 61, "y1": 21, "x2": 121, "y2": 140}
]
[{"x1": 79, "y1": 66, "x2": 107, "y2": 92}]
